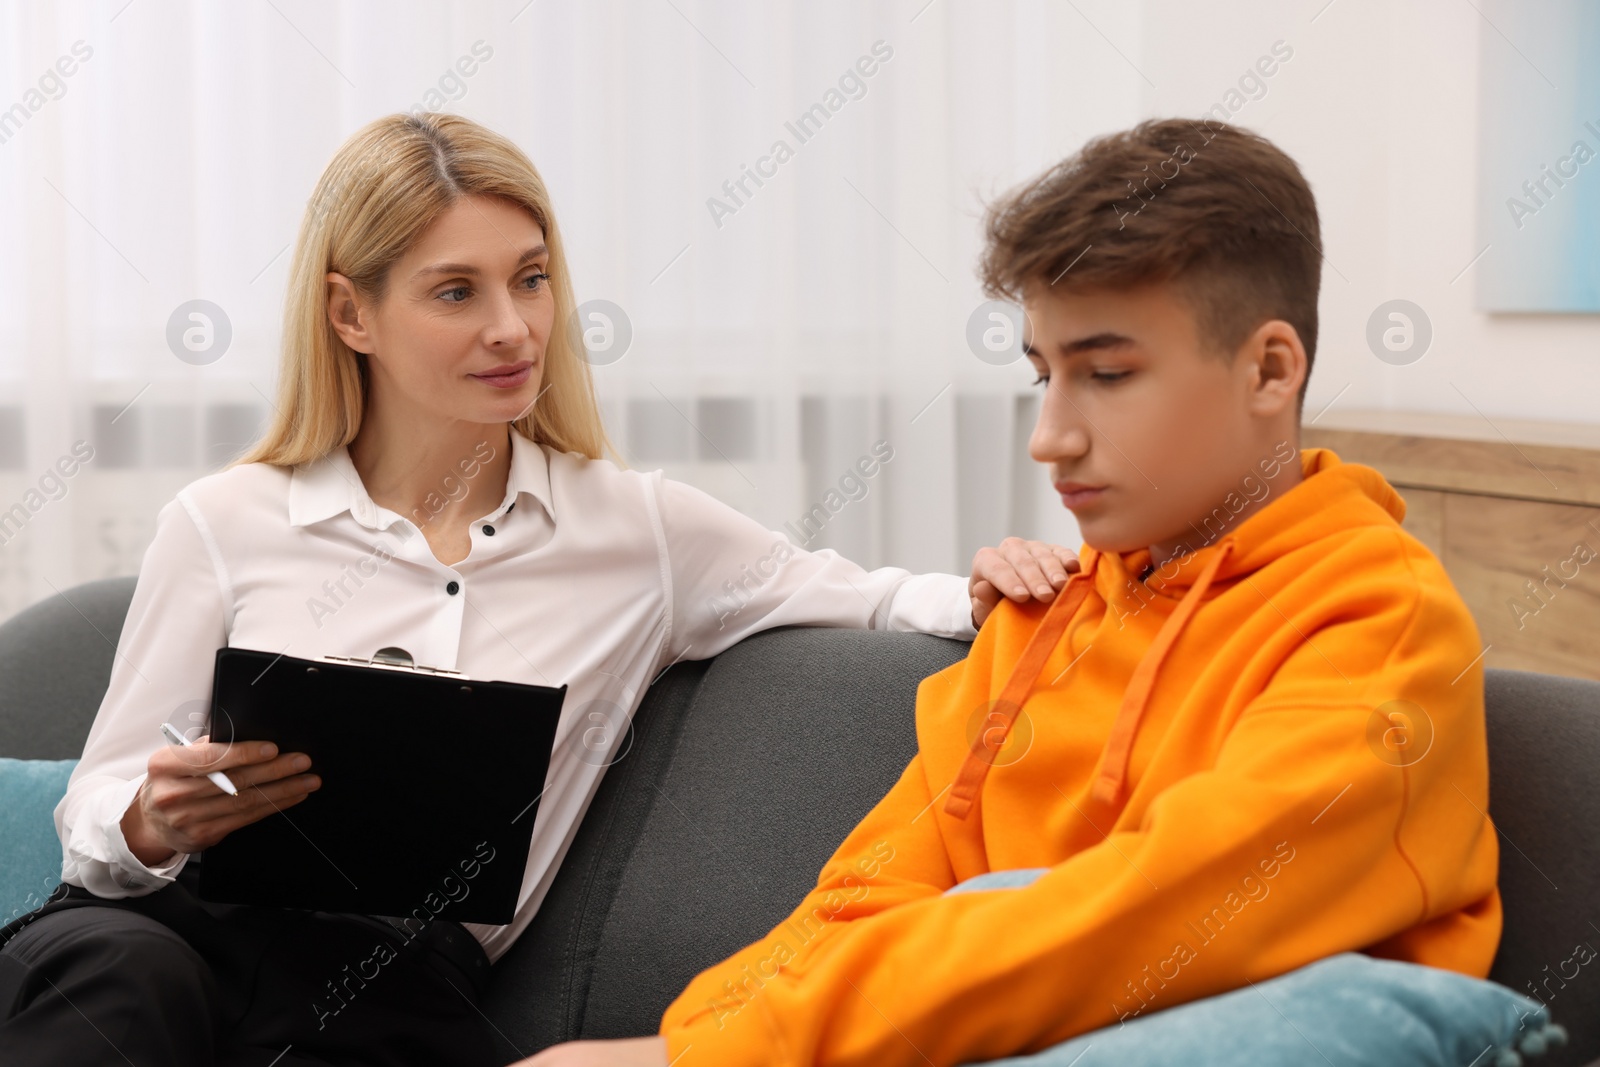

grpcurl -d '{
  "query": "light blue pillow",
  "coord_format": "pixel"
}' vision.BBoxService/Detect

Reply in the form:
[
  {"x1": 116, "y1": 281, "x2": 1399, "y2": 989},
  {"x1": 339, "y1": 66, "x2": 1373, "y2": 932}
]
[
  {"x1": 0, "y1": 758, "x2": 77, "y2": 926},
  {"x1": 947, "y1": 869, "x2": 1564, "y2": 1067}
]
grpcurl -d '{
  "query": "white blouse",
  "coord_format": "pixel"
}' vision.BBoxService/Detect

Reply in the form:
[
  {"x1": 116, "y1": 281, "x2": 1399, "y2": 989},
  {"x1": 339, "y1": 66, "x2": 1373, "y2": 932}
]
[{"x1": 55, "y1": 426, "x2": 975, "y2": 962}]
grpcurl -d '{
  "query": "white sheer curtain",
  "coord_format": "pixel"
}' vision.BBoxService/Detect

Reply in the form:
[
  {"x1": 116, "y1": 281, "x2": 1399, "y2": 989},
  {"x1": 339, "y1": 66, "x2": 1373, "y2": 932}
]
[{"x1": 0, "y1": 0, "x2": 1136, "y2": 626}]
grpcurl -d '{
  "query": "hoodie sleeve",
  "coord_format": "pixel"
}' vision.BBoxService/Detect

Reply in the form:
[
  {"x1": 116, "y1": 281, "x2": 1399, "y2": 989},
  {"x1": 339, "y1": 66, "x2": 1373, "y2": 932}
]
[{"x1": 657, "y1": 561, "x2": 1500, "y2": 1067}]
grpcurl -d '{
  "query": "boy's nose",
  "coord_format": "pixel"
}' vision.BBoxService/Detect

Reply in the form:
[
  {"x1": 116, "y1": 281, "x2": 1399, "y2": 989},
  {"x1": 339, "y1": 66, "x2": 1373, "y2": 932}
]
[{"x1": 1029, "y1": 404, "x2": 1090, "y2": 465}]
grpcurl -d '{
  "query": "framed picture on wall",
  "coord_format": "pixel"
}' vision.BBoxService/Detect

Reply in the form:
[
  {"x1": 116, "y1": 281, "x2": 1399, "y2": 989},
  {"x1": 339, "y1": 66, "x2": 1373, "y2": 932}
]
[{"x1": 1476, "y1": 0, "x2": 1600, "y2": 313}]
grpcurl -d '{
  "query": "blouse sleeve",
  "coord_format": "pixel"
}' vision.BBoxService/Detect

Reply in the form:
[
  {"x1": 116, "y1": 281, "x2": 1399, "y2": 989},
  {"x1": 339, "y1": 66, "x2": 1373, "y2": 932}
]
[
  {"x1": 54, "y1": 492, "x2": 231, "y2": 897},
  {"x1": 652, "y1": 473, "x2": 976, "y2": 667}
]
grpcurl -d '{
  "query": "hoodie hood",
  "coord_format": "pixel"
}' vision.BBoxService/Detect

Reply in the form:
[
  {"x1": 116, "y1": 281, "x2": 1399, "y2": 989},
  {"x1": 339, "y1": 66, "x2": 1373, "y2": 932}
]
[
  {"x1": 1103, "y1": 445, "x2": 1406, "y2": 595},
  {"x1": 944, "y1": 447, "x2": 1408, "y2": 819}
]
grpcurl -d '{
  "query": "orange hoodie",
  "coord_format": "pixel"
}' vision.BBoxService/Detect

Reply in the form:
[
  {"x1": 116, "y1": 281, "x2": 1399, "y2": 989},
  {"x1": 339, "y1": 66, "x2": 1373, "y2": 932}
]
[{"x1": 659, "y1": 447, "x2": 1501, "y2": 1067}]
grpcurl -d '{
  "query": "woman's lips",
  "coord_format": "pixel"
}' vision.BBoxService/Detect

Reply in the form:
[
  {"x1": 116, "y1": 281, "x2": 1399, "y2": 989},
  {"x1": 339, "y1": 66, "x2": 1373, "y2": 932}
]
[{"x1": 469, "y1": 362, "x2": 532, "y2": 389}]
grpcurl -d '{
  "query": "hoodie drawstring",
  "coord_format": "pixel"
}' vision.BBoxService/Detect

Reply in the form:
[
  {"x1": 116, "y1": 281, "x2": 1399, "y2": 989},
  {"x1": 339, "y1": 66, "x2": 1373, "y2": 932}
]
[
  {"x1": 943, "y1": 548, "x2": 1101, "y2": 820},
  {"x1": 1089, "y1": 540, "x2": 1233, "y2": 807},
  {"x1": 942, "y1": 541, "x2": 1235, "y2": 820}
]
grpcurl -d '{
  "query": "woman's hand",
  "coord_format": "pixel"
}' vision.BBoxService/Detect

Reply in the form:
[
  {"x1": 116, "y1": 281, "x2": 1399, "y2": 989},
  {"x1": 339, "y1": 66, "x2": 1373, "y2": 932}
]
[
  {"x1": 119, "y1": 736, "x2": 322, "y2": 867},
  {"x1": 969, "y1": 537, "x2": 1081, "y2": 628},
  {"x1": 511, "y1": 1035, "x2": 669, "y2": 1067}
]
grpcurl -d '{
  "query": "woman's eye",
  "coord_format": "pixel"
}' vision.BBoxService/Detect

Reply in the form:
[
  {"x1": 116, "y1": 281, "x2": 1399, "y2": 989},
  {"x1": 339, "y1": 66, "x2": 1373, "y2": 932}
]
[
  {"x1": 523, "y1": 271, "x2": 550, "y2": 292},
  {"x1": 1030, "y1": 374, "x2": 1049, "y2": 387},
  {"x1": 439, "y1": 285, "x2": 471, "y2": 303},
  {"x1": 1091, "y1": 370, "x2": 1131, "y2": 383}
]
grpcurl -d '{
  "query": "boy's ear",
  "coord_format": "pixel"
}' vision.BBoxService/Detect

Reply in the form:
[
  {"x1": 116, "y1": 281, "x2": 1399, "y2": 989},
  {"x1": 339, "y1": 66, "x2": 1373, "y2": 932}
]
[
  {"x1": 1242, "y1": 318, "x2": 1307, "y2": 418},
  {"x1": 326, "y1": 272, "x2": 374, "y2": 355}
]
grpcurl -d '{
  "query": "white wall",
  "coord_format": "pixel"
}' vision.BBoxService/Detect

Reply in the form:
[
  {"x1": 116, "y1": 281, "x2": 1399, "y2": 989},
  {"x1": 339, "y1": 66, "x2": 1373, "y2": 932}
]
[
  {"x1": 1140, "y1": 0, "x2": 1600, "y2": 426},
  {"x1": 0, "y1": 0, "x2": 1594, "y2": 630}
]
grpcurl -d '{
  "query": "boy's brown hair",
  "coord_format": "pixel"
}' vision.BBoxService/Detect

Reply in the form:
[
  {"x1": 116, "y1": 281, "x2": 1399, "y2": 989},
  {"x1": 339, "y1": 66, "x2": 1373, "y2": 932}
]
[{"x1": 979, "y1": 118, "x2": 1321, "y2": 411}]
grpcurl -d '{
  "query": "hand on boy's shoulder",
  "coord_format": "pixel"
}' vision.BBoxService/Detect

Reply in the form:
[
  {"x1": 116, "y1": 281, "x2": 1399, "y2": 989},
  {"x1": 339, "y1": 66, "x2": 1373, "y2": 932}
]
[
  {"x1": 969, "y1": 537, "x2": 1080, "y2": 629},
  {"x1": 511, "y1": 1035, "x2": 668, "y2": 1067}
]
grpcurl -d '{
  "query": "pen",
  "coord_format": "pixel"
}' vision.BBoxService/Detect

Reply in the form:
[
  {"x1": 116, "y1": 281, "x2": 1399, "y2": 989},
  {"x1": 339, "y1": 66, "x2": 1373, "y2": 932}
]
[{"x1": 159, "y1": 722, "x2": 240, "y2": 797}]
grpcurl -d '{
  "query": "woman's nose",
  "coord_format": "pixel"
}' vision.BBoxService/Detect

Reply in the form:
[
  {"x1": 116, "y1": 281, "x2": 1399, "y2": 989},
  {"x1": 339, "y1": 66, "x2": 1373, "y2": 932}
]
[{"x1": 484, "y1": 291, "x2": 532, "y2": 346}]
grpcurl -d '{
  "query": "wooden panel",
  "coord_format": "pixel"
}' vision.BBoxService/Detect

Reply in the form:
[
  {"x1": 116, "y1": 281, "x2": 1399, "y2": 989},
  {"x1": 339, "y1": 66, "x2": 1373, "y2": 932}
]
[
  {"x1": 1441, "y1": 493, "x2": 1600, "y2": 682},
  {"x1": 1305, "y1": 426, "x2": 1600, "y2": 508},
  {"x1": 1307, "y1": 408, "x2": 1600, "y2": 450},
  {"x1": 1397, "y1": 487, "x2": 1446, "y2": 558}
]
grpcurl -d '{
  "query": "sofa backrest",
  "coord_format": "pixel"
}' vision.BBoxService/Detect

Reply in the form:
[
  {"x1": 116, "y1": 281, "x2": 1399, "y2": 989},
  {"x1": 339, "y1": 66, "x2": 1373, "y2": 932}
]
[
  {"x1": 483, "y1": 627, "x2": 967, "y2": 1052},
  {"x1": 1481, "y1": 667, "x2": 1600, "y2": 1066},
  {"x1": 0, "y1": 576, "x2": 134, "y2": 759},
  {"x1": 3, "y1": 578, "x2": 1600, "y2": 1064}
]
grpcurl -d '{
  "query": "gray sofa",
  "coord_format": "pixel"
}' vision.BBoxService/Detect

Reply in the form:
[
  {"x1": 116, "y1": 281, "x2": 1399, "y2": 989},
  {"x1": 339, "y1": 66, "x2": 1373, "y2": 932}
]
[{"x1": 3, "y1": 576, "x2": 1599, "y2": 1065}]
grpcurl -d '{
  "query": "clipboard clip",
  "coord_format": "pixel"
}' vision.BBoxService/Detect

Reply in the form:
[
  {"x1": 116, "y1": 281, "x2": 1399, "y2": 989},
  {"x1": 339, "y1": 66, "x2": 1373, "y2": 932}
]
[{"x1": 318, "y1": 646, "x2": 470, "y2": 679}]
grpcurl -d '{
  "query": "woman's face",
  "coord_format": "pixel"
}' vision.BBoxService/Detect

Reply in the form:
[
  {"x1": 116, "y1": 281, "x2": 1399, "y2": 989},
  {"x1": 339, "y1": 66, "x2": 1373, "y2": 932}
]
[{"x1": 328, "y1": 194, "x2": 554, "y2": 427}]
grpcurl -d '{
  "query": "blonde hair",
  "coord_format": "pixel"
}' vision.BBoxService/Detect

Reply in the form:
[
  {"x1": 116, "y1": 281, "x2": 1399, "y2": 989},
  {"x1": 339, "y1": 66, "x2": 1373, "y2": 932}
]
[{"x1": 230, "y1": 112, "x2": 613, "y2": 469}]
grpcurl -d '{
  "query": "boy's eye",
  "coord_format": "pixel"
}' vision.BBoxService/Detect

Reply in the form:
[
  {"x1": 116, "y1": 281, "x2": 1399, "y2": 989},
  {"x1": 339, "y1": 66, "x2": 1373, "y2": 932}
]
[
  {"x1": 1030, "y1": 374, "x2": 1049, "y2": 387},
  {"x1": 1091, "y1": 370, "x2": 1131, "y2": 383}
]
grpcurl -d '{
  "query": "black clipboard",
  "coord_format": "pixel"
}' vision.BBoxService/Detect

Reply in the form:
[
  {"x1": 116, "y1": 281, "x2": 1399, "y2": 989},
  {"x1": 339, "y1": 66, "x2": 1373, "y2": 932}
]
[{"x1": 196, "y1": 645, "x2": 566, "y2": 925}]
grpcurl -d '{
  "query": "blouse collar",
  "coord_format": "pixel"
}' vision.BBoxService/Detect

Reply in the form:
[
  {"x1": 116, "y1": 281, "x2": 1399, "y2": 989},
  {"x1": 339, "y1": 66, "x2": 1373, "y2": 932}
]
[{"x1": 288, "y1": 425, "x2": 553, "y2": 531}]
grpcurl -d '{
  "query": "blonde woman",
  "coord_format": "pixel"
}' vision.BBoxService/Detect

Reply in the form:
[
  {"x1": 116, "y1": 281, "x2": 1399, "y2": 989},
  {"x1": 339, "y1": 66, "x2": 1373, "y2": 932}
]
[{"x1": 0, "y1": 113, "x2": 1076, "y2": 1066}]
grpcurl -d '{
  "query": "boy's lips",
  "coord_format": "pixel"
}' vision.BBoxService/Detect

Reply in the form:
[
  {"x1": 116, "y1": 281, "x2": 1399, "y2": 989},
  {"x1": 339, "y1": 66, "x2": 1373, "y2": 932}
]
[{"x1": 1054, "y1": 481, "x2": 1107, "y2": 508}]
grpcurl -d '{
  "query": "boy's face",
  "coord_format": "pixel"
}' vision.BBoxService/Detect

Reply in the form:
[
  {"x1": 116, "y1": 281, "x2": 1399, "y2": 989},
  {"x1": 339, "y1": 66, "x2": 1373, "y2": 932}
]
[{"x1": 1022, "y1": 279, "x2": 1305, "y2": 565}]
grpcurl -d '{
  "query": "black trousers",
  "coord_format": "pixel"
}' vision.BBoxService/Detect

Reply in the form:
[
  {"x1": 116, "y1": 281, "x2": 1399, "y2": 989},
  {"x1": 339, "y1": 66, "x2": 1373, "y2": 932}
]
[{"x1": 0, "y1": 859, "x2": 517, "y2": 1067}]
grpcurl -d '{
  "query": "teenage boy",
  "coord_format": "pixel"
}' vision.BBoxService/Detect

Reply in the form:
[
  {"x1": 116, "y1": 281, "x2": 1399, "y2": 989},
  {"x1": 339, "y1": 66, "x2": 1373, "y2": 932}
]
[{"x1": 517, "y1": 118, "x2": 1500, "y2": 1067}]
